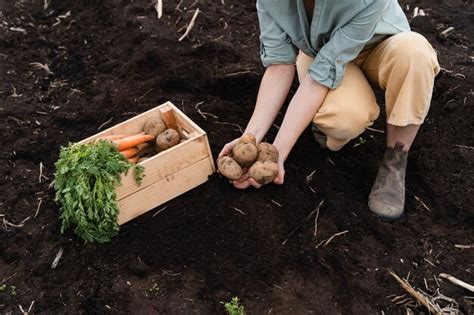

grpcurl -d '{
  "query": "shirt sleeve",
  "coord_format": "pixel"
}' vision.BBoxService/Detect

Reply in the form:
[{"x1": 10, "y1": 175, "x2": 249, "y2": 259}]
[
  {"x1": 257, "y1": 1, "x2": 297, "y2": 67},
  {"x1": 308, "y1": 0, "x2": 390, "y2": 89}
]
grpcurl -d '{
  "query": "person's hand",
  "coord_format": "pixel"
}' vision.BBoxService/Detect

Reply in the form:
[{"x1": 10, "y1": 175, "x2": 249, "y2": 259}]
[
  {"x1": 218, "y1": 138, "x2": 240, "y2": 159},
  {"x1": 232, "y1": 159, "x2": 285, "y2": 189}
]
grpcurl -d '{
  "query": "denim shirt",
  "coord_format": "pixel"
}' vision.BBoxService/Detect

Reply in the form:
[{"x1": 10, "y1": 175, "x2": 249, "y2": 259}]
[{"x1": 257, "y1": 0, "x2": 410, "y2": 89}]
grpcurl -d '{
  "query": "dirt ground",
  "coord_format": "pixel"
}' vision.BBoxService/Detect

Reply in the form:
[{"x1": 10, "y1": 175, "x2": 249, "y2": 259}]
[{"x1": 0, "y1": 0, "x2": 473, "y2": 313}]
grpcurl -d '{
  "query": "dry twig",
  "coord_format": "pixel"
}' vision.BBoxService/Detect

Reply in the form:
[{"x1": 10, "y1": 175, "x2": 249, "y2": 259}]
[
  {"x1": 414, "y1": 195, "x2": 431, "y2": 212},
  {"x1": 97, "y1": 117, "x2": 113, "y2": 130},
  {"x1": 366, "y1": 126, "x2": 385, "y2": 134},
  {"x1": 30, "y1": 62, "x2": 53, "y2": 74},
  {"x1": 178, "y1": 8, "x2": 200, "y2": 42},
  {"x1": 440, "y1": 27, "x2": 454, "y2": 36},
  {"x1": 316, "y1": 230, "x2": 349, "y2": 248},
  {"x1": 389, "y1": 270, "x2": 443, "y2": 314},
  {"x1": 10, "y1": 85, "x2": 22, "y2": 97},
  {"x1": 3, "y1": 216, "x2": 30, "y2": 228},
  {"x1": 51, "y1": 247, "x2": 64, "y2": 269},
  {"x1": 38, "y1": 162, "x2": 49, "y2": 183},
  {"x1": 152, "y1": 205, "x2": 169, "y2": 217},
  {"x1": 439, "y1": 273, "x2": 474, "y2": 293},
  {"x1": 195, "y1": 101, "x2": 218, "y2": 120},
  {"x1": 269, "y1": 199, "x2": 282, "y2": 207},
  {"x1": 312, "y1": 199, "x2": 324, "y2": 237},
  {"x1": 155, "y1": 0, "x2": 163, "y2": 18},
  {"x1": 35, "y1": 198, "x2": 42, "y2": 218},
  {"x1": 231, "y1": 207, "x2": 246, "y2": 215},
  {"x1": 18, "y1": 301, "x2": 35, "y2": 315},
  {"x1": 225, "y1": 70, "x2": 253, "y2": 77},
  {"x1": 214, "y1": 121, "x2": 243, "y2": 133},
  {"x1": 454, "y1": 244, "x2": 472, "y2": 249}
]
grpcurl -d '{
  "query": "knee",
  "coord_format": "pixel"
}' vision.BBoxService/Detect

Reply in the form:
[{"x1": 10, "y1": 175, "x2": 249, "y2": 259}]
[
  {"x1": 314, "y1": 105, "x2": 377, "y2": 140},
  {"x1": 390, "y1": 32, "x2": 440, "y2": 76}
]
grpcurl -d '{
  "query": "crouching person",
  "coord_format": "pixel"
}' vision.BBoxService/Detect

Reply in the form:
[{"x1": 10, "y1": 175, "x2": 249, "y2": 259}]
[{"x1": 219, "y1": 0, "x2": 440, "y2": 220}]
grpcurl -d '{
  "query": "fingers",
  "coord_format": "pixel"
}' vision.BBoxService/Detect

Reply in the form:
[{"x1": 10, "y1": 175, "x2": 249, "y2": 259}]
[
  {"x1": 218, "y1": 144, "x2": 231, "y2": 159},
  {"x1": 233, "y1": 179, "x2": 251, "y2": 189},
  {"x1": 273, "y1": 176, "x2": 284, "y2": 185},
  {"x1": 248, "y1": 178, "x2": 262, "y2": 189},
  {"x1": 235, "y1": 169, "x2": 249, "y2": 183},
  {"x1": 233, "y1": 178, "x2": 262, "y2": 189},
  {"x1": 218, "y1": 139, "x2": 239, "y2": 159},
  {"x1": 273, "y1": 162, "x2": 285, "y2": 185}
]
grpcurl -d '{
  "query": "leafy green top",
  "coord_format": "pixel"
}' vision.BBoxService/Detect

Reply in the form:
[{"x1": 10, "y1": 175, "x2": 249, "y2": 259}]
[
  {"x1": 54, "y1": 140, "x2": 144, "y2": 243},
  {"x1": 224, "y1": 297, "x2": 246, "y2": 315}
]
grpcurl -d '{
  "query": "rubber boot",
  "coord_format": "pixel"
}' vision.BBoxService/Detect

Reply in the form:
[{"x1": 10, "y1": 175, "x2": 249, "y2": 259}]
[
  {"x1": 368, "y1": 142, "x2": 408, "y2": 220},
  {"x1": 311, "y1": 125, "x2": 328, "y2": 149}
]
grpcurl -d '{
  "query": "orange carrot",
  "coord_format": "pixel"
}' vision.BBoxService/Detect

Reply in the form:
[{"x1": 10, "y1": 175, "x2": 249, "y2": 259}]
[
  {"x1": 120, "y1": 147, "x2": 139, "y2": 158},
  {"x1": 119, "y1": 143, "x2": 150, "y2": 158},
  {"x1": 113, "y1": 134, "x2": 154, "y2": 151},
  {"x1": 128, "y1": 156, "x2": 139, "y2": 164}
]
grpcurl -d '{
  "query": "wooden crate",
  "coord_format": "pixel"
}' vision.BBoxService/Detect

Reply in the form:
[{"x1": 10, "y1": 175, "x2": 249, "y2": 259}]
[{"x1": 79, "y1": 101, "x2": 215, "y2": 225}]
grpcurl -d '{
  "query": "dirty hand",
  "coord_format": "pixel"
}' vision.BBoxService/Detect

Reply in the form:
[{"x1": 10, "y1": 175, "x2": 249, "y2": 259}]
[
  {"x1": 218, "y1": 138, "x2": 240, "y2": 159},
  {"x1": 233, "y1": 159, "x2": 285, "y2": 189}
]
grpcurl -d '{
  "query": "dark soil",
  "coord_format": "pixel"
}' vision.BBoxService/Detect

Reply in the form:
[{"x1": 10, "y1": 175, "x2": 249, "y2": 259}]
[{"x1": 1, "y1": 0, "x2": 473, "y2": 313}]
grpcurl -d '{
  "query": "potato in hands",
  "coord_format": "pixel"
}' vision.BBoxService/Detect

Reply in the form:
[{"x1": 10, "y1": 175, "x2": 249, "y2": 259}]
[
  {"x1": 249, "y1": 160, "x2": 279, "y2": 185},
  {"x1": 231, "y1": 133, "x2": 258, "y2": 168},
  {"x1": 256, "y1": 142, "x2": 279, "y2": 163},
  {"x1": 217, "y1": 156, "x2": 243, "y2": 180},
  {"x1": 219, "y1": 134, "x2": 280, "y2": 186}
]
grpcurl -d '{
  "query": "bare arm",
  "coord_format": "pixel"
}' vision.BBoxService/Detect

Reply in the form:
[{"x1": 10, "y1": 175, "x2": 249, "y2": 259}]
[
  {"x1": 219, "y1": 64, "x2": 295, "y2": 157},
  {"x1": 235, "y1": 74, "x2": 329, "y2": 189},
  {"x1": 245, "y1": 64, "x2": 295, "y2": 142},
  {"x1": 273, "y1": 75, "x2": 329, "y2": 163}
]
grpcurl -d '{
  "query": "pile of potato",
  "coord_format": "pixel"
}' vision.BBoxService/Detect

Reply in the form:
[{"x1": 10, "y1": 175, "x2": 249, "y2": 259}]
[
  {"x1": 217, "y1": 133, "x2": 279, "y2": 185},
  {"x1": 139, "y1": 117, "x2": 182, "y2": 161}
]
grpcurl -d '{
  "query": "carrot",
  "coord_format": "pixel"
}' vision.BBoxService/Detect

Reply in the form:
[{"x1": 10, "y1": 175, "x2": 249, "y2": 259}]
[
  {"x1": 128, "y1": 156, "x2": 139, "y2": 164},
  {"x1": 113, "y1": 134, "x2": 154, "y2": 151},
  {"x1": 120, "y1": 147, "x2": 139, "y2": 158}
]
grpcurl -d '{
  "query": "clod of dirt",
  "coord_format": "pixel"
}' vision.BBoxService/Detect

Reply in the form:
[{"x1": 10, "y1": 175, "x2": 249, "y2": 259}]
[{"x1": 127, "y1": 258, "x2": 150, "y2": 278}]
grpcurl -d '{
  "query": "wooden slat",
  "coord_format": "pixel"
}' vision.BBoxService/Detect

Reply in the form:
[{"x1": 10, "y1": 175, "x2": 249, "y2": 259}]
[
  {"x1": 165, "y1": 103, "x2": 215, "y2": 172},
  {"x1": 159, "y1": 106, "x2": 178, "y2": 130},
  {"x1": 117, "y1": 158, "x2": 213, "y2": 225},
  {"x1": 79, "y1": 102, "x2": 203, "y2": 144},
  {"x1": 116, "y1": 134, "x2": 207, "y2": 200},
  {"x1": 166, "y1": 102, "x2": 207, "y2": 135},
  {"x1": 202, "y1": 134, "x2": 216, "y2": 172}
]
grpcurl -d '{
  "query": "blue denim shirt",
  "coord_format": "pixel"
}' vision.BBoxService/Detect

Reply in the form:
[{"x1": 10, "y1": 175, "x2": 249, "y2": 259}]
[{"x1": 257, "y1": 0, "x2": 410, "y2": 89}]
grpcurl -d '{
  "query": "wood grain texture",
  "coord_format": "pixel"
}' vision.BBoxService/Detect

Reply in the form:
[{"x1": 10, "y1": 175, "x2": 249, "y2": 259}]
[{"x1": 117, "y1": 158, "x2": 213, "y2": 225}]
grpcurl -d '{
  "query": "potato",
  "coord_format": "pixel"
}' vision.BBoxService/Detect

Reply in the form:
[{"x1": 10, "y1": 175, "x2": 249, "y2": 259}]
[
  {"x1": 144, "y1": 117, "x2": 166, "y2": 137},
  {"x1": 232, "y1": 142, "x2": 257, "y2": 168},
  {"x1": 249, "y1": 161, "x2": 279, "y2": 185},
  {"x1": 156, "y1": 128, "x2": 180, "y2": 151},
  {"x1": 239, "y1": 133, "x2": 256, "y2": 146},
  {"x1": 217, "y1": 156, "x2": 242, "y2": 180},
  {"x1": 257, "y1": 142, "x2": 279, "y2": 163}
]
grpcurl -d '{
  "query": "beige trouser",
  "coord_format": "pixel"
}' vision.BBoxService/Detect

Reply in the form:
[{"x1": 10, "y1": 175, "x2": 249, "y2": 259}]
[{"x1": 297, "y1": 31, "x2": 440, "y2": 151}]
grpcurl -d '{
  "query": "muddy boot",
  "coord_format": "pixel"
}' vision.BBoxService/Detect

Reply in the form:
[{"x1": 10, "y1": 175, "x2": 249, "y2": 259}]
[
  {"x1": 311, "y1": 125, "x2": 328, "y2": 149},
  {"x1": 368, "y1": 142, "x2": 408, "y2": 220}
]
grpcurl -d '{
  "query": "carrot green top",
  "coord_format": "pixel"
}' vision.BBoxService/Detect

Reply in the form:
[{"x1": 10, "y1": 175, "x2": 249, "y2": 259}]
[{"x1": 257, "y1": 0, "x2": 410, "y2": 89}]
